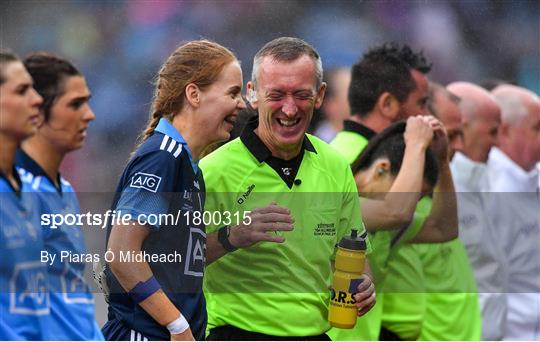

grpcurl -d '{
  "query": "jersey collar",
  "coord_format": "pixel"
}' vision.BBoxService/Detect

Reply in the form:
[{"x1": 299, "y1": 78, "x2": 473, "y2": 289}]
[
  {"x1": 155, "y1": 118, "x2": 198, "y2": 173},
  {"x1": 0, "y1": 166, "x2": 23, "y2": 194},
  {"x1": 488, "y1": 147, "x2": 539, "y2": 191},
  {"x1": 343, "y1": 120, "x2": 377, "y2": 141},
  {"x1": 15, "y1": 149, "x2": 63, "y2": 193},
  {"x1": 451, "y1": 151, "x2": 487, "y2": 192},
  {"x1": 240, "y1": 115, "x2": 316, "y2": 163}
]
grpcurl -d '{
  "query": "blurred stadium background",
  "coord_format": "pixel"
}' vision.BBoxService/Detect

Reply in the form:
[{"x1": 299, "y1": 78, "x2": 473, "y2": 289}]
[
  {"x1": 2, "y1": 0, "x2": 539, "y2": 325},
  {"x1": 2, "y1": 0, "x2": 539, "y2": 193}
]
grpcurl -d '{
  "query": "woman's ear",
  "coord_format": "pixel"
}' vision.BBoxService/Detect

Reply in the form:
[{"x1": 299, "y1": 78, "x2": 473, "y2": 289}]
[
  {"x1": 355, "y1": 158, "x2": 389, "y2": 186},
  {"x1": 185, "y1": 83, "x2": 201, "y2": 108},
  {"x1": 373, "y1": 159, "x2": 391, "y2": 179}
]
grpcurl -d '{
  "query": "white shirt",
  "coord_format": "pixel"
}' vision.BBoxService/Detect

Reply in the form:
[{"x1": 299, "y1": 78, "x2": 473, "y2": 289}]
[
  {"x1": 486, "y1": 147, "x2": 540, "y2": 341},
  {"x1": 537, "y1": 162, "x2": 540, "y2": 190},
  {"x1": 488, "y1": 147, "x2": 539, "y2": 193},
  {"x1": 451, "y1": 151, "x2": 509, "y2": 340}
]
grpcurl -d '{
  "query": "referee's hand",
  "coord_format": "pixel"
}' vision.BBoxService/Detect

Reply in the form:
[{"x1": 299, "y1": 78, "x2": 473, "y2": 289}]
[
  {"x1": 354, "y1": 274, "x2": 376, "y2": 317},
  {"x1": 228, "y1": 203, "x2": 294, "y2": 248}
]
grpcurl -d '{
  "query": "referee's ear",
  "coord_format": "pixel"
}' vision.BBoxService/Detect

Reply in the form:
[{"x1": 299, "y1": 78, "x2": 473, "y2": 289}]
[
  {"x1": 314, "y1": 81, "x2": 327, "y2": 110},
  {"x1": 185, "y1": 83, "x2": 201, "y2": 108},
  {"x1": 246, "y1": 81, "x2": 258, "y2": 109}
]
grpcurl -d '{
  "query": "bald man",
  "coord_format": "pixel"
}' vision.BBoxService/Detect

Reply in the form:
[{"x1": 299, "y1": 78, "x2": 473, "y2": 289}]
[
  {"x1": 427, "y1": 83, "x2": 463, "y2": 159},
  {"x1": 490, "y1": 85, "x2": 540, "y2": 190},
  {"x1": 487, "y1": 85, "x2": 540, "y2": 340},
  {"x1": 448, "y1": 82, "x2": 501, "y2": 164},
  {"x1": 447, "y1": 82, "x2": 507, "y2": 340},
  {"x1": 413, "y1": 83, "x2": 481, "y2": 341}
]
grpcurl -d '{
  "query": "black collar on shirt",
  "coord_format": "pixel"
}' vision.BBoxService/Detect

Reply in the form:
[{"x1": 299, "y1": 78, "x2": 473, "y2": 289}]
[
  {"x1": 0, "y1": 166, "x2": 23, "y2": 194},
  {"x1": 240, "y1": 115, "x2": 317, "y2": 188},
  {"x1": 343, "y1": 120, "x2": 377, "y2": 141},
  {"x1": 240, "y1": 116, "x2": 317, "y2": 162},
  {"x1": 15, "y1": 149, "x2": 62, "y2": 194}
]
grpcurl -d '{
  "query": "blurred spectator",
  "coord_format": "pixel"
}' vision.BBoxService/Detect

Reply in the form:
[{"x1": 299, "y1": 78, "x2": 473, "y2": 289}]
[
  {"x1": 479, "y1": 78, "x2": 511, "y2": 91},
  {"x1": 313, "y1": 67, "x2": 351, "y2": 142},
  {"x1": 2, "y1": 0, "x2": 538, "y2": 194}
]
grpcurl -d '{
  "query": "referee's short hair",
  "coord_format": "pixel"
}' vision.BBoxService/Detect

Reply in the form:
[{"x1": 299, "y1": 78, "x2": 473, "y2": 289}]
[
  {"x1": 349, "y1": 43, "x2": 431, "y2": 117},
  {"x1": 252, "y1": 37, "x2": 323, "y2": 89}
]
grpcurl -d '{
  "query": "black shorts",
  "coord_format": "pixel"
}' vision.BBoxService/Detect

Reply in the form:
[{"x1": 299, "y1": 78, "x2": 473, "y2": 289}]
[{"x1": 207, "y1": 325, "x2": 331, "y2": 341}]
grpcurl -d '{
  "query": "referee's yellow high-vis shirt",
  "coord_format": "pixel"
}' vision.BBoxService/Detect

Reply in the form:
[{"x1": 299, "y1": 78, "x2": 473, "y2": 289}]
[
  {"x1": 380, "y1": 197, "x2": 430, "y2": 340},
  {"x1": 200, "y1": 118, "x2": 370, "y2": 337},
  {"x1": 329, "y1": 120, "x2": 375, "y2": 165},
  {"x1": 329, "y1": 123, "x2": 425, "y2": 341},
  {"x1": 414, "y1": 200, "x2": 482, "y2": 341},
  {"x1": 329, "y1": 122, "x2": 385, "y2": 341}
]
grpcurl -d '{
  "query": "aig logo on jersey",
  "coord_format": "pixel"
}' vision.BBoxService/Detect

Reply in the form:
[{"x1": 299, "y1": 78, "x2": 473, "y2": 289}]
[
  {"x1": 130, "y1": 172, "x2": 162, "y2": 193},
  {"x1": 10, "y1": 262, "x2": 50, "y2": 315},
  {"x1": 184, "y1": 228, "x2": 206, "y2": 277}
]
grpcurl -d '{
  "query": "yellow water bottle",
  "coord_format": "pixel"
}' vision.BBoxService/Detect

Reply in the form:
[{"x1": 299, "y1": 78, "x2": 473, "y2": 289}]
[{"x1": 328, "y1": 229, "x2": 366, "y2": 329}]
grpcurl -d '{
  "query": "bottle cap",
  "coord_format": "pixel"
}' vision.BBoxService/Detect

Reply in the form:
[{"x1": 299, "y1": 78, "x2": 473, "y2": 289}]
[{"x1": 338, "y1": 228, "x2": 367, "y2": 251}]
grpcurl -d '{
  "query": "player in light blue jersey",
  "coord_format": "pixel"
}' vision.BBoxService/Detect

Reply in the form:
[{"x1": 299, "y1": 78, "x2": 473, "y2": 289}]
[
  {"x1": 0, "y1": 50, "x2": 47, "y2": 340},
  {"x1": 15, "y1": 52, "x2": 103, "y2": 340}
]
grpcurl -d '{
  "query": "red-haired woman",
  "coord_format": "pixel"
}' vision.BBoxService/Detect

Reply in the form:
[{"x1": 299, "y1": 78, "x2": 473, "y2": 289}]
[{"x1": 103, "y1": 40, "x2": 246, "y2": 341}]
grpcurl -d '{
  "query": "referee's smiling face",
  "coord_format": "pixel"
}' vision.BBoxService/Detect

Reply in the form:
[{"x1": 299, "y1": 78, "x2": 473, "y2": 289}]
[{"x1": 249, "y1": 55, "x2": 326, "y2": 160}]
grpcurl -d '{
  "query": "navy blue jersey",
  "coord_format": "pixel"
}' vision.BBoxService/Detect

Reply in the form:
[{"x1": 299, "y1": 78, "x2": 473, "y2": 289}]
[
  {"x1": 105, "y1": 118, "x2": 207, "y2": 341},
  {"x1": 16, "y1": 150, "x2": 104, "y2": 340},
  {"x1": 0, "y1": 169, "x2": 49, "y2": 340}
]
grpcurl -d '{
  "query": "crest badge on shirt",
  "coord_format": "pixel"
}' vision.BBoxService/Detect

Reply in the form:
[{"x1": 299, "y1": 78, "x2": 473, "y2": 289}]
[{"x1": 281, "y1": 167, "x2": 292, "y2": 176}]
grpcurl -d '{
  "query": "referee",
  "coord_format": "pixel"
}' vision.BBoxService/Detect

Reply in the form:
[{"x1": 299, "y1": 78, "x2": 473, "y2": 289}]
[
  {"x1": 201, "y1": 37, "x2": 375, "y2": 340},
  {"x1": 329, "y1": 43, "x2": 459, "y2": 341}
]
